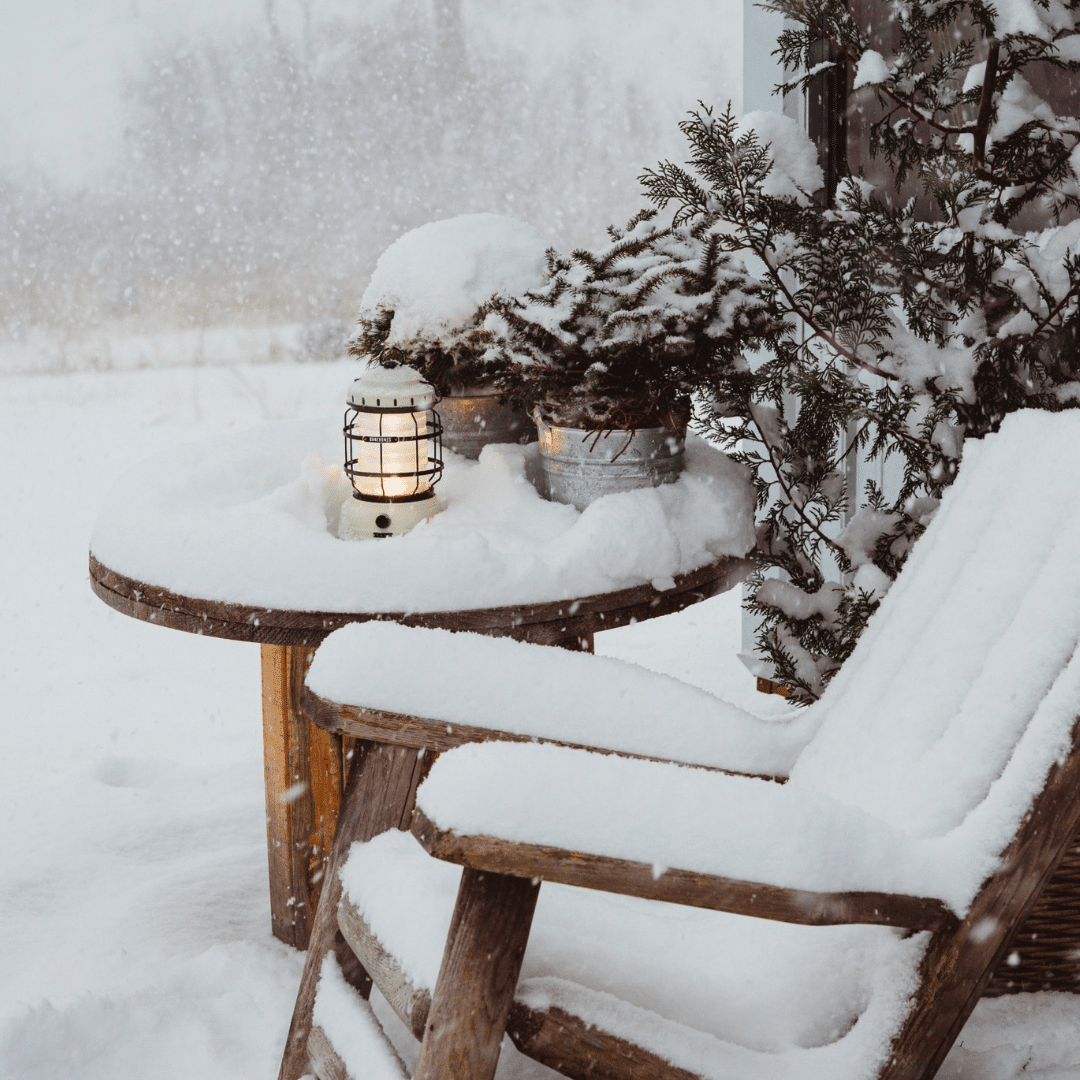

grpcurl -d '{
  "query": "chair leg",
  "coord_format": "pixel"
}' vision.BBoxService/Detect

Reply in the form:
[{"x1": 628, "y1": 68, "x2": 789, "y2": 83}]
[
  {"x1": 414, "y1": 869, "x2": 541, "y2": 1080},
  {"x1": 278, "y1": 740, "x2": 428, "y2": 1080}
]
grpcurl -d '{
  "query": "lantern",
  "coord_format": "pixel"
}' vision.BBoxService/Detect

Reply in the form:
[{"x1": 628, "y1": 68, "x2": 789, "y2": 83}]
[{"x1": 340, "y1": 364, "x2": 444, "y2": 540}]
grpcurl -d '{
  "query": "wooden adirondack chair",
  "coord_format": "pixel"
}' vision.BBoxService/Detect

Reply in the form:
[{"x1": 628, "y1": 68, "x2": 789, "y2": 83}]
[
  {"x1": 278, "y1": 616, "x2": 818, "y2": 1080},
  {"x1": 280, "y1": 409, "x2": 1080, "y2": 1080}
]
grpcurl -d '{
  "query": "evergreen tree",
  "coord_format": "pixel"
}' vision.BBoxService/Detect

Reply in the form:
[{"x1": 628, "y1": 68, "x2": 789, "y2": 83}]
[{"x1": 642, "y1": 0, "x2": 1080, "y2": 700}]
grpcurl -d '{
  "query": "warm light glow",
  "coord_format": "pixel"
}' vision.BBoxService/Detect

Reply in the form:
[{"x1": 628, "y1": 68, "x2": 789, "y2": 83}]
[{"x1": 353, "y1": 410, "x2": 430, "y2": 498}]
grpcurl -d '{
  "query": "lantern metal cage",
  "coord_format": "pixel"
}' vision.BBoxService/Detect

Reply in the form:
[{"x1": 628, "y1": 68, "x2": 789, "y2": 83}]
[{"x1": 343, "y1": 404, "x2": 444, "y2": 501}]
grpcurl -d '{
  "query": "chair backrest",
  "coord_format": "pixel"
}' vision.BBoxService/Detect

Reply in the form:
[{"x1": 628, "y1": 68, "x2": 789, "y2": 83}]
[{"x1": 791, "y1": 411, "x2": 1080, "y2": 852}]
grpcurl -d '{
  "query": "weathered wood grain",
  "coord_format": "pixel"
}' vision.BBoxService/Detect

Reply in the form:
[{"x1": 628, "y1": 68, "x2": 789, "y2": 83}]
[
  {"x1": 307, "y1": 711, "x2": 344, "y2": 921},
  {"x1": 878, "y1": 714, "x2": 1080, "y2": 1080},
  {"x1": 308, "y1": 1013, "x2": 409, "y2": 1080},
  {"x1": 414, "y1": 869, "x2": 540, "y2": 1080},
  {"x1": 89, "y1": 552, "x2": 751, "y2": 647},
  {"x1": 338, "y1": 891, "x2": 432, "y2": 1040},
  {"x1": 341, "y1": 735, "x2": 360, "y2": 787},
  {"x1": 412, "y1": 810, "x2": 955, "y2": 932},
  {"x1": 278, "y1": 741, "x2": 427, "y2": 1080},
  {"x1": 307, "y1": 1024, "x2": 350, "y2": 1080},
  {"x1": 262, "y1": 643, "x2": 330, "y2": 948},
  {"x1": 553, "y1": 632, "x2": 594, "y2": 653}
]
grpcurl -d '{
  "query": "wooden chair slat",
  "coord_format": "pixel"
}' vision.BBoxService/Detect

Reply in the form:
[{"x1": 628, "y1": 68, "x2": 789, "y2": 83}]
[
  {"x1": 507, "y1": 1000, "x2": 704, "y2": 1080},
  {"x1": 307, "y1": 1024, "x2": 351, "y2": 1080},
  {"x1": 304, "y1": 689, "x2": 774, "y2": 777},
  {"x1": 278, "y1": 741, "x2": 427, "y2": 1080},
  {"x1": 413, "y1": 869, "x2": 541, "y2": 1080}
]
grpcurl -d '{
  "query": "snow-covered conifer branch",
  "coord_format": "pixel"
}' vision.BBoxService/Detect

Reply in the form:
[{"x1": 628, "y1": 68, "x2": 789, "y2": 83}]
[{"x1": 641, "y1": 0, "x2": 1080, "y2": 699}]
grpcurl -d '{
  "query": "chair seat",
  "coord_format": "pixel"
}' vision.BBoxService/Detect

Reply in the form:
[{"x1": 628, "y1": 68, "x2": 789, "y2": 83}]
[
  {"x1": 341, "y1": 830, "x2": 926, "y2": 1080},
  {"x1": 414, "y1": 740, "x2": 965, "y2": 907}
]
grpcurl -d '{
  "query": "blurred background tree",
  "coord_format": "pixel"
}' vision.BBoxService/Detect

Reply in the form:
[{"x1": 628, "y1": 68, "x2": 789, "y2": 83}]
[{"x1": 0, "y1": 0, "x2": 737, "y2": 366}]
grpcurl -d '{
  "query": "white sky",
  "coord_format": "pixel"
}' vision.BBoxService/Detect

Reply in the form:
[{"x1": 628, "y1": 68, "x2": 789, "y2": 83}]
[
  {"x1": 0, "y1": 0, "x2": 745, "y2": 190},
  {"x1": 0, "y1": 0, "x2": 359, "y2": 186}
]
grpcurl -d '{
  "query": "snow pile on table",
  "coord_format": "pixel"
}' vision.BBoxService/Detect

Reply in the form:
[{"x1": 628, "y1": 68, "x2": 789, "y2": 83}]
[
  {"x1": 89, "y1": 422, "x2": 755, "y2": 612},
  {"x1": 359, "y1": 214, "x2": 549, "y2": 348},
  {"x1": 416, "y1": 409, "x2": 1080, "y2": 915},
  {"x1": 308, "y1": 622, "x2": 820, "y2": 776}
]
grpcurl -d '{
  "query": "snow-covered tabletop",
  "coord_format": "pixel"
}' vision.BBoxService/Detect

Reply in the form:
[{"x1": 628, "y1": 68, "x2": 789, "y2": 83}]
[
  {"x1": 89, "y1": 417, "x2": 756, "y2": 643},
  {"x1": 87, "y1": 415, "x2": 756, "y2": 951}
]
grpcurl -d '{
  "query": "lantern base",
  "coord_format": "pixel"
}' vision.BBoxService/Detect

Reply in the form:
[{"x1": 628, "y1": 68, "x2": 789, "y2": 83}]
[{"x1": 339, "y1": 493, "x2": 441, "y2": 540}]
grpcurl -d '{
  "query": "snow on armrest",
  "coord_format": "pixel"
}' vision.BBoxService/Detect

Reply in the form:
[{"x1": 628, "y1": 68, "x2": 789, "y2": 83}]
[
  {"x1": 414, "y1": 741, "x2": 956, "y2": 910},
  {"x1": 307, "y1": 621, "x2": 817, "y2": 777}
]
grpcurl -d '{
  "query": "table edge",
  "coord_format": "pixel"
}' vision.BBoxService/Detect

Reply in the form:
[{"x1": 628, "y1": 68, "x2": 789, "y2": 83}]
[{"x1": 89, "y1": 551, "x2": 755, "y2": 646}]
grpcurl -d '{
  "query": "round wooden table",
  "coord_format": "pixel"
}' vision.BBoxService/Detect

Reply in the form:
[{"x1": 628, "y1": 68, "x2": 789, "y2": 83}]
[{"x1": 90, "y1": 550, "x2": 752, "y2": 949}]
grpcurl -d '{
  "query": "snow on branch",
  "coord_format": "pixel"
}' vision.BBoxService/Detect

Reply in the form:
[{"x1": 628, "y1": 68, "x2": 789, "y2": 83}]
[{"x1": 640, "y1": 0, "x2": 1080, "y2": 699}]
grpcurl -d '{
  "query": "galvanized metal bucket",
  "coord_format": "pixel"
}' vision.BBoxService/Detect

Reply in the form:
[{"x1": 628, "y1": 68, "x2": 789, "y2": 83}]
[
  {"x1": 533, "y1": 415, "x2": 685, "y2": 510},
  {"x1": 439, "y1": 392, "x2": 536, "y2": 460}
]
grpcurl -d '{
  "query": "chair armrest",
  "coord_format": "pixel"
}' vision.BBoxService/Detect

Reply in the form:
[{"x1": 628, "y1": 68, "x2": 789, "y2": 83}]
[
  {"x1": 411, "y1": 808, "x2": 954, "y2": 932},
  {"x1": 303, "y1": 685, "x2": 780, "y2": 779},
  {"x1": 305, "y1": 622, "x2": 818, "y2": 777}
]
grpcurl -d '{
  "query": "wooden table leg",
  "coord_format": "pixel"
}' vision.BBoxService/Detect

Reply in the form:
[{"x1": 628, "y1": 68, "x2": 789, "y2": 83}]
[{"x1": 261, "y1": 643, "x2": 345, "y2": 949}]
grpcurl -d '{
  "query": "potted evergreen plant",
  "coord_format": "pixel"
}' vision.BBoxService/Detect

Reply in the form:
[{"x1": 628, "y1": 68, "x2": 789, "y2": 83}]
[
  {"x1": 639, "y1": 0, "x2": 1080, "y2": 699},
  {"x1": 351, "y1": 213, "x2": 549, "y2": 459},
  {"x1": 482, "y1": 209, "x2": 767, "y2": 508}
]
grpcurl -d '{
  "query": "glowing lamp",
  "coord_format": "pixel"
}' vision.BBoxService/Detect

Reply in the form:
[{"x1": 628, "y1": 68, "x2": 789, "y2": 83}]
[{"x1": 340, "y1": 365, "x2": 444, "y2": 540}]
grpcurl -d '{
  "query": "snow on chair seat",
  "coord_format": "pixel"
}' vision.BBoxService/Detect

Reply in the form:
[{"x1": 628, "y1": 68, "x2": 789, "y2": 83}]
[
  {"x1": 309, "y1": 949, "x2": 409, "y2": 1080},
  {"x1": 306, "y1": 620, "x2": 819, "y2": 777},
  {"x1": 338, "y1": 828, "x2": 925, "y2": 1080}
]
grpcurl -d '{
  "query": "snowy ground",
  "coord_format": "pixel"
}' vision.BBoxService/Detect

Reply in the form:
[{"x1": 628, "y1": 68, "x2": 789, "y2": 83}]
[{"x1": 1, "y1": 358, "x2": 1078, "y2": 1079}]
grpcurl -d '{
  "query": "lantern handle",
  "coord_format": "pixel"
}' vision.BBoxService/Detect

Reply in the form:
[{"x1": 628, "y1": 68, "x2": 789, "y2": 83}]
[{"x1": 379, "y1": 346, "x2": 408, "y2": 369}]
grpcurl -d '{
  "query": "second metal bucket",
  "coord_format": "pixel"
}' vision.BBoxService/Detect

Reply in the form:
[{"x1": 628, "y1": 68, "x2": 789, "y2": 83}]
[
  {"x1": 439, "y1": 392, "x2": 536, "y2": 460},
  {"x1": 533, "y1": 415, "x2": 686, "y2": 510}
]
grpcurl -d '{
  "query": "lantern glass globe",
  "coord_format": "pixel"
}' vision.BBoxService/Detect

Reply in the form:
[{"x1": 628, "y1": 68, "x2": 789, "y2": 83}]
[{"x1": 350, "y1": 409, "x2": 432, "y2": 499}]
